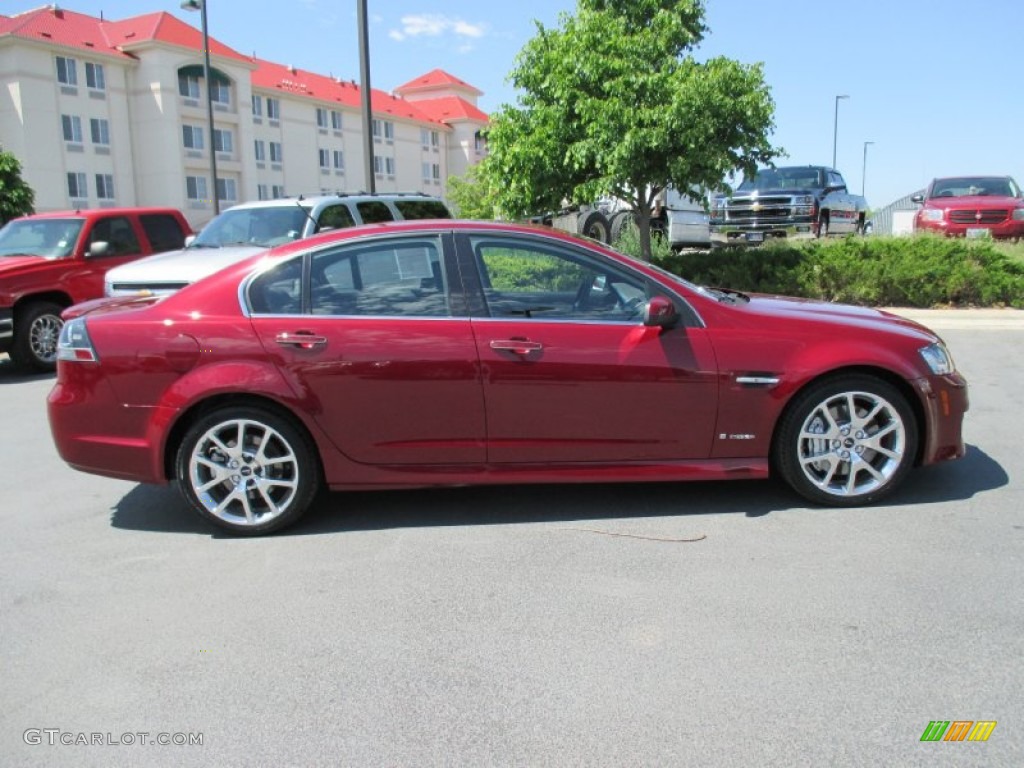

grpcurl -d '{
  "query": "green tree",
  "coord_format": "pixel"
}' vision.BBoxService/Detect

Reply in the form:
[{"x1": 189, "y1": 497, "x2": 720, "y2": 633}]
[
  {"x1": 484, "y1": 0, "x2": 779, "y2": 259},
  {"x1": 0, "y1": 149, "x2": 35, "y2": 224},
  {"x1": 446, "y1": 162, "x2": 500, "y2": 220}
]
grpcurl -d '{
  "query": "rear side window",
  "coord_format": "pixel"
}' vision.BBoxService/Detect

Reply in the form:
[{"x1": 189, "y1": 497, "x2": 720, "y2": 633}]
[
  {"x1": 248, "y1": 257, "x2": 304, "y2": 315},
  {"x1": 355, "y1": 201, "x2": 394, "y2": 224},
  {"x1": 310, "y1": 236, "x2": 448, "y2": 317},
  {"x1": 139, "y1": 213, "x2": 187, "y2": 252},
  {"x1": 316, "y1": 204, "x2": 356, "y2": 232},
  {"x1": 394, "y1": 200, "x2": 451, "y2": 220}
]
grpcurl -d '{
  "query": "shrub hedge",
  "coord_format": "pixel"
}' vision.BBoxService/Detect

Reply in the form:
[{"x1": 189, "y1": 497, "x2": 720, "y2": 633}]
[{"x1": 648, "y1": 235, "x2": 1024, "y2": 308}]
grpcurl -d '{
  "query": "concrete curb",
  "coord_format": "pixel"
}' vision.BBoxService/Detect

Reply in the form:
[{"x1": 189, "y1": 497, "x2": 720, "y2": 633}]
[{"x1": 884, "y1": 308, "x2": 1024, "y2": 330}]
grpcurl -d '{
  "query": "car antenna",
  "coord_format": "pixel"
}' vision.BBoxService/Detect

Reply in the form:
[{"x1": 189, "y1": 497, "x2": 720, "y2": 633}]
[{"x1": 293, "y1": 198, "x2": 317, "y2": 231}]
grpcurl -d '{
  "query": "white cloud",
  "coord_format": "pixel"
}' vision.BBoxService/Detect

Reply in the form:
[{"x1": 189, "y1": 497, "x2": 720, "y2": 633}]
[{"x1": 389, "y1": 14, "x2": 487, "y2": 43}]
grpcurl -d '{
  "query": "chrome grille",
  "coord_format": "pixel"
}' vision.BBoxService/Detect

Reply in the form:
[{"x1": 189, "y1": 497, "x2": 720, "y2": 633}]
[{"x1": 723, "y1": 196, "x2": 794, "y2": 223}]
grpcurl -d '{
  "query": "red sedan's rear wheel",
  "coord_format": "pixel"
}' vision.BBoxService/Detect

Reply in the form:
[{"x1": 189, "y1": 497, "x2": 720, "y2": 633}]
[{"x1": 175, "y1": 406, "x2": 320, "y2": 535}]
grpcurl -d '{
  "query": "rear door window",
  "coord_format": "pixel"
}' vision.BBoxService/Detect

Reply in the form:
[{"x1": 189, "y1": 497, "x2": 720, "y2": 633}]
[
  {"x1": 394, "y1": 200, "x2": 451, "y2": 220},
  {"x1": 139, "y1": 213, "x2": 187, "y2": 252},
  {"x1": 355, "y1": 201, "x2": 394, "y2": 224}
]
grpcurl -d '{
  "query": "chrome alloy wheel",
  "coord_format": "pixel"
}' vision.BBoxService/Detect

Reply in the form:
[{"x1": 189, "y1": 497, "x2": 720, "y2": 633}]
[
  {"x1": 188, "y1": 418, "x2": 300, "y2": 527},
  {"x1": 30, "y1": 312, "x2": 63, "y2": 364},
  {"x1": 797, "y1": 390, "x2": 907, "y2": 497}
]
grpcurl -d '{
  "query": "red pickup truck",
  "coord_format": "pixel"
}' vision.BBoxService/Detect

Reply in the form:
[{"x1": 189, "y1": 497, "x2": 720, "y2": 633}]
[{"x1": 0, "y1": 207, "x2": 191, "y2": 371}]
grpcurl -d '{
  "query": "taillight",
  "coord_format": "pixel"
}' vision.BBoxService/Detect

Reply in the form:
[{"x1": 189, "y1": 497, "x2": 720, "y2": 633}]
[{"x1": 56, "y1": 317, "x2": 98, "y2": 362}]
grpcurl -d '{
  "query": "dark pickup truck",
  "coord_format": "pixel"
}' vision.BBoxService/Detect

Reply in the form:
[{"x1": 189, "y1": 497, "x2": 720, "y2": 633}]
[
  {"x1": 0, "y1": 207, "x2": 191, "y2": 371},
  {"x1": 710, "y1": 165, "x2": 868, "y2": 245}
]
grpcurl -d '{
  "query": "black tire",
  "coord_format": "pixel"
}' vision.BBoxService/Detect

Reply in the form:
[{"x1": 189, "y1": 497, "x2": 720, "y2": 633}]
[
  {"x1": 12, "y1": 301, "x2": 64, "y2": 373},
  {"x1": 772, "y1": 375, "x2": 918, "y2": 507},
  {"x1": 578, "y1": 210, "x2": 611, "y2": 243},
  {"x1": 609, "y1": 210, "x2": 637, "y2": 243},
  {"x1": 175, "y1": 406, "x2": 320, "y2": 535}
]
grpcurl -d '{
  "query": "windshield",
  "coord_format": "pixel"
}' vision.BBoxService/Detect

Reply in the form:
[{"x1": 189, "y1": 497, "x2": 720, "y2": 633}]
[
  {"x1": 737, "y1": 168, "x2": 823, "y2": 192},
  {"x1": 0, "y1": 218, "x2": 84, "y2": 259},
  {"x1": 192, "y1": 205, "x2": 310, "y2": 248},
  {"x1": 929, "y1": 177, "x2": 1019, "y2": 198}
]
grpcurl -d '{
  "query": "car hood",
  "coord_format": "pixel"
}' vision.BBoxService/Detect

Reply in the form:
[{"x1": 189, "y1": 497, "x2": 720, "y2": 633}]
[
  {"x1": 105, "y1": 245, "x2": 265, "y2": 287},
  {"x1": 0, "y1": 254, "x2": 49, "y2": 274},
  {"x1": 926, "y1": 194, "x2": 1022, "y2": 209},
  {"x1": 741, "y1": 294, "x2": 938, "y2": 340}
]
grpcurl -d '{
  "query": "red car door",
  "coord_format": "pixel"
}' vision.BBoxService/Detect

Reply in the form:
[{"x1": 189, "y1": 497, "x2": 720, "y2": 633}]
[
  {"x1": 458, "y1": 232, "x2": 719, "y2": 463},
  {"x1": 248, "y1": 233, "x2": 486, "y2": 465}
]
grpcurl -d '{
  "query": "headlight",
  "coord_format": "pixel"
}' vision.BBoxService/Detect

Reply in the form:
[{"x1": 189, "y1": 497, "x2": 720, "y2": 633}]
[
  {"x1": 920, "y1": 207, "x2": 945, "y2": 222},
  {"x1": 1012, "y1": 208, "x2": 1024, "y2": 221},
  {"x1": 919, "y1": 342, "x2": 954, "y2": 375}
]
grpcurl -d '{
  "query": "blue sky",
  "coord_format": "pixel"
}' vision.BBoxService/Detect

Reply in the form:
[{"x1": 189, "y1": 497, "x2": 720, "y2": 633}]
[{"x1": 6, "y1": 0, "x2": 1023, "y2": 208}]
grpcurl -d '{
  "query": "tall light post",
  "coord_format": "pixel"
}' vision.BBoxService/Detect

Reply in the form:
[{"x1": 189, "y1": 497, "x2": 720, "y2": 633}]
[
  {"x1": 861, "y1": 141, "x2": 874, "y2": 197},
  {"x1": 832, "y1": 94, "x2": 849, "y2": 169},
  {"x1": 181, "y1": 0, "x2": 219, "y2": 214},
  {"x1": 357, "y1": 0, "x2": 375, "y2": 193}
]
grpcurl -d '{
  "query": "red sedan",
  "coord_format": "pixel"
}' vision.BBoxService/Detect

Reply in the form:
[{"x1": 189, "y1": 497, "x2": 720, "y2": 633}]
[
  {"x1": 913, "y1": 175, "x2": 1024, "y2": 238},
  {"x1": 48, "y1": 221, "x2": 968, "y2": 535}
]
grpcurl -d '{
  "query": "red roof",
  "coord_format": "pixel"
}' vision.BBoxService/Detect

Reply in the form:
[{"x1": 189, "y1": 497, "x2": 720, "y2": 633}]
[
  {"x1": 0, "y1": 6, "x2": 248, "y2": 62},
  {"x1": 250, "y1": 59, "x2": 445, "y2": 125},
  {"x1": 412, "y1": 96, "x2": 488, "y2": 125},
  {"x1": 395, "y1": 68, "x2": 483, "y2": 96}
]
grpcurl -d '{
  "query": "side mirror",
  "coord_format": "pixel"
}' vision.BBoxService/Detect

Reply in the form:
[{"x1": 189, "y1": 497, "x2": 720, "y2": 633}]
[
  {"x1": 88, "y1": 241, "x2": 110, "y2": 257},
  {"x1": 910, "y1": 193, "x2": 925, "y2": 204},
  {"x1": 643, "y1": 295, "x2": 678, "y2": 328},
  {"x1": 184, "y1": 234, "x2": 197, "y2": 247}
]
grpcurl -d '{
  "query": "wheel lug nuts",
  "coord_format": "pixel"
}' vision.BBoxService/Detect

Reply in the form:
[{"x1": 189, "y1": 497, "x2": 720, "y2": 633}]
[
  {"x1": 231, "y1": 475, "x2": 241, "y2": 484},
  {"x1": 840, "y1": 450, "x2": 850, "y2": 460}
]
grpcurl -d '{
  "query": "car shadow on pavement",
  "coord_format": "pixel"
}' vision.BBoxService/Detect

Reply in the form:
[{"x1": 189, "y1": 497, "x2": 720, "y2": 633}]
[
  {"x1": 0, "y1": 356, "x2": 53, "y2": 384},
  {"x1": 110, "y1": 443, "x2": 1005, "y2": 537}
]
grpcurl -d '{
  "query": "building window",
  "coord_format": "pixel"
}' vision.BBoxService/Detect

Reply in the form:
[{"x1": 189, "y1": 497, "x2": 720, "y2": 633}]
[
  {"x1": 318, "y1": 148, "x2": 330, "y2": 169},
  {"x1": 271, "y1": 184, "x2": 285, "y2": 199},
  {"x1": 316, "y1": 108, "x2": 328, "y2": 129},
  {"x1": 254, "y1": 140, "x2": 266, "y2": 162},
  {"x1": 90, "y1": 118, "x2": 110, "y2": 146},
  {"x1": 331, "y1": 110, "x2": 343, "y2": 131},
  {"x1": 95, "y1": 174, "x2": 115, "y2": 200},
  {"x1": 372, "y1": 119, "x2": 382, "y2": 141},
  {"x1": 85, "y1": 62, "x2": 105, "y2": 90},
  {"x1": 216, "y1": 178, "x2": 237, "y2": 203},
  {"x1": 257, "y1": 184, "x2": 269, "y2": 201},
  {"x1": 267, "y1": 98, "x2": 281, "y2": 120},
  {"x1": 332, "y1": 150, "x2": 344, "y2": 171},
  {"x1": 213, "y1": 129, "x2": 233, "y2": 154},
  {"x1": 373, "y1": 155, "x2": 383, "y2": 175},
  {"x1": 422, "y1": 162, "x2": 431, "y2": 182},
  {"x1": 423, "y1": 129, "x2": 439, "y2": 149},
  {"x1": 431, "y1": 131, "x2": 440, "y2": 149},
  {"x1": 61, "y1": 115, "x2": 83, "y2": 144},
  {"x1": 270, "y1": 142, "x2": 283, "y2": 163},
  {"x1": 210, "y1": 81, "x2": 230, "y2": 106},
  {"x1": 178, "y1": 73, "x2": 200, "y2": 99},
  {"x1": 385, "y1": 157, "x2": 396, "y2": 177},
  {"x1": 474, "y1": 131, "x2": 487, "y2": 152},
  {"x1": 432, "y1": 163, "x2": 441, "y2": 182},
  {"x1": 186, "y1": 175, "x2": 208, "y2": 201},
  {"x1": 251, "y1": 94, "x2": 263, "y2": 117},
  {"x1": 67, "y1": 172, "x2": 87, "y2": 199},
  {"x1": 384, "y1": 121, "x2": 395, "y2": 142},
  {"x1": 182, "y1": 125, "x2": 204, "y2": 150},
  {"x1": 56, "y1": 56, "x2": 77, "y2": 86}
]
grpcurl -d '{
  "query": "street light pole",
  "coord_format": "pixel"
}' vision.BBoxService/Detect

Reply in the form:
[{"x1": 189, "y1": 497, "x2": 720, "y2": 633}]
[
  {"x1": 832, "y1": 94, "x2": 849, "y2": 169},
  {"x1": 862, "y1": 141, "x2": 874, "y2": 197},
  {"x1": 181, "y1": 0, "x2": 219, "y2": 214},
  {"x1": 357, "y1": 0, "x2": 375, "y2": 194}
]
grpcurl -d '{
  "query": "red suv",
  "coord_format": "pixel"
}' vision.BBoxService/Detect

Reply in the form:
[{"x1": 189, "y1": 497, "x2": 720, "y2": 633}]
[
  {"x1": 912, "y1": 176, "x2": 1024, "y2": 239},
  {"x1": 0, "y1": 207, "x2": 191, "y2": 371}
]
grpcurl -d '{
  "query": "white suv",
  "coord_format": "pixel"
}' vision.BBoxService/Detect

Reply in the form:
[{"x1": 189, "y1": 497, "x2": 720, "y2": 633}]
[{"x1": 104, "y1": 193, "x2": 451, "y2": 297}]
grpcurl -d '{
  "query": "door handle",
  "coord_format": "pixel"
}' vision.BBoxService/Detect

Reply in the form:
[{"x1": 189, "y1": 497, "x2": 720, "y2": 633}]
[
  {"x1": 489, "y1": 339, "x2": 543, "y2": 355},
  {"x1": 275, "y1": 332, "x2": 327, "y2": 350}
]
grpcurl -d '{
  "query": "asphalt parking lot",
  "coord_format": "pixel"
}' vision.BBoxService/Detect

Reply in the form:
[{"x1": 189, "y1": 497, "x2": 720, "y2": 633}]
[{"x1": 1, "y1": 311, "x2": 1022, "y2": 767}]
